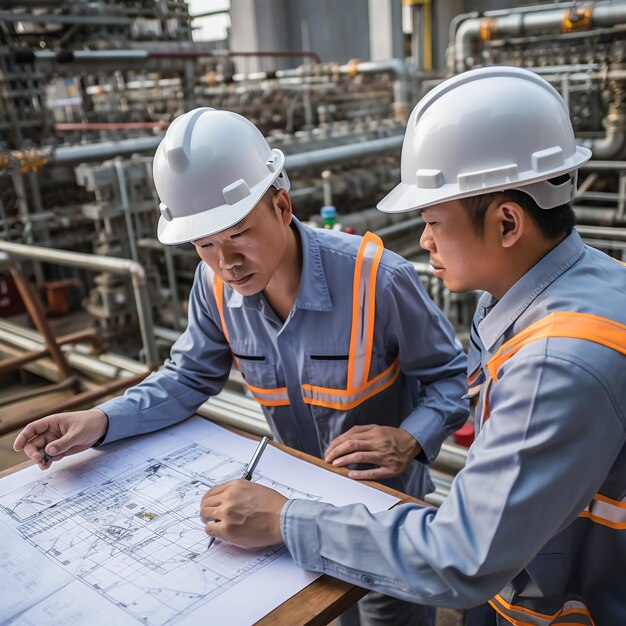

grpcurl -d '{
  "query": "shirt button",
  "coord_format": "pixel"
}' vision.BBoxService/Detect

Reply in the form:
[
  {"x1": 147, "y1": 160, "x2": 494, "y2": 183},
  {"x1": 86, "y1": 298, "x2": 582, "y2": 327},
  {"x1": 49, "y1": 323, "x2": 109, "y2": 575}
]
[{"x1": 361, "y1": 574, "x2": 374, "y2": 585}]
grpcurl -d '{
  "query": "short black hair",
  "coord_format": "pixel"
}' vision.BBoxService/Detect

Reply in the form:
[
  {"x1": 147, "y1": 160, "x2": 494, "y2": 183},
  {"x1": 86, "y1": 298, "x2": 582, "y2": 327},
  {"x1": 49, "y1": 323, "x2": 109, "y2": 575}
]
[{"x1": 459, "y1": 177, "x2": 576, "y2": 240}]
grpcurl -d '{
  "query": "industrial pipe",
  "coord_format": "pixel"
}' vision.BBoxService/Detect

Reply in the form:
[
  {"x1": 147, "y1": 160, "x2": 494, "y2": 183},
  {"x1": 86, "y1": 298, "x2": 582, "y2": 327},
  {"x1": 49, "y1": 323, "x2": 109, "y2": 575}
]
[
  {"x1": 55, "y1": 122, "x2": 169, "y2": 133},
  {"x1": 49, "y1": 135, "x2": 163, "y2": 164},
  {"x1": 0, "y1": 253, "x2": 73, "y2": 381},
  {"x1": 0, "y1": 371, "x2": 150, "y2": 436},
  {"x1": 29, "y1": 48, "x2": 322, "y2": 66},
  {"x1": 0, "y1": 329, "x2": 101, "y2": 376},
  {"x1": 0, "y1": 242, "x2": 159, "y2": 366},
  {"x1": 285, "y1": 135, "x2": 403, "y2": 171},
  {"x1": 452, "y1": 1, "x2": 626, "y2": 73}
]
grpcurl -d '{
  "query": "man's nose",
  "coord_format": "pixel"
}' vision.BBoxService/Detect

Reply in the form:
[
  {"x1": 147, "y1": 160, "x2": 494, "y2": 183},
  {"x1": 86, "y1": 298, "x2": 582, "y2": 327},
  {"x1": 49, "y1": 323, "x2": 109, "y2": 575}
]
[
  {"x1": 420, "y1": 225, "x2": 435, "y2": 252},
  {"x1": 218, "y1": 246, "x2": 243, "y2": 269}
]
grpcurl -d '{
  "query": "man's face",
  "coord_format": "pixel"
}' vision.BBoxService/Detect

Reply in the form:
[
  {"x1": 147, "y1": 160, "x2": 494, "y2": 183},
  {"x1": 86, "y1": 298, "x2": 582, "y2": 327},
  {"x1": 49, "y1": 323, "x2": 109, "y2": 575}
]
[
  {"x1": 191, "y1": 196, "x2": 290, "y2": 296},
  {"x1": 419, "y1": 200, "x2": 496, "y2": 293}
]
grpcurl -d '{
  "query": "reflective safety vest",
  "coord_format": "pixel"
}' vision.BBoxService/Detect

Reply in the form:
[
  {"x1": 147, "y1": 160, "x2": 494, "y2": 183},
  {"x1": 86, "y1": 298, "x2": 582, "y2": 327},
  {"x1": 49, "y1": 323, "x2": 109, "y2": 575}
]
[
  {"x1": 471, "y1": 311, "x2": 626, "y2": 626},
  {"x1": 210, "y1": 231, "x2": 400, "y2": 410}
]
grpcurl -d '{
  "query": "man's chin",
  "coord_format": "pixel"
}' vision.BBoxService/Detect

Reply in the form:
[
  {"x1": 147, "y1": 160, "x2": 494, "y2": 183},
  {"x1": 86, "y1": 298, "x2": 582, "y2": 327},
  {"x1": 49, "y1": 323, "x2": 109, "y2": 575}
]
[
  {"x1": 441, "y1": 278, "x2": 472, "y2": 294},
  {"x1": 228, "y1": 275, "x2": 264, "y2": 295}
]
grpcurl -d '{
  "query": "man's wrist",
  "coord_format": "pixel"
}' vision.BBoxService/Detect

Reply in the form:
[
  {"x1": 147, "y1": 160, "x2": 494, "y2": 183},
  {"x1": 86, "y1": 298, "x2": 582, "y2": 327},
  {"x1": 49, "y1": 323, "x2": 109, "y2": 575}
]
[{"x1": 91, "y1": 409, "x2": 110, "y2": 447}]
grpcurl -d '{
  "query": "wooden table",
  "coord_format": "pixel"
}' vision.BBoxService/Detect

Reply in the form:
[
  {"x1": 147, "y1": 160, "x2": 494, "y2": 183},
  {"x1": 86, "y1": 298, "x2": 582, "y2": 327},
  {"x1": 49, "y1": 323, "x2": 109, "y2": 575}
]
[{"x1": 1, "y1": 423, "x2": 427, "y2": 626}]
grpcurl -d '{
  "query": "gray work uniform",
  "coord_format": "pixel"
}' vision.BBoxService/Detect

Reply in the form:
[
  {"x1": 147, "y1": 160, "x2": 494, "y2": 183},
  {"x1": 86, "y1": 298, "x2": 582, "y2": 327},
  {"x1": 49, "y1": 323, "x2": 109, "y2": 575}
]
[{"x1": 281, "y1": 230, "x2": 626, "y2": 625}]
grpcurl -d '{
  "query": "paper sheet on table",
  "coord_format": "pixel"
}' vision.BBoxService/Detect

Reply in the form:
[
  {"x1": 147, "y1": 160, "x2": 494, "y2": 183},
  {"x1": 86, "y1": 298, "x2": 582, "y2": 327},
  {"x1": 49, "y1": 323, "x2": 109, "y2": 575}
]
[{"x1": 0, "y1": 417, "x2": 400, "y2": 625}]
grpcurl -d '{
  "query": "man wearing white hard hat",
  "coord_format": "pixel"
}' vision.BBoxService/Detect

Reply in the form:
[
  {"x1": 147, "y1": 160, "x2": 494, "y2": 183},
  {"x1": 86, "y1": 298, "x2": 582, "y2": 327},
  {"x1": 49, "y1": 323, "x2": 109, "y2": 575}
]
[
  {"x1": 196, "y1": 67, "x2": 626, "y2": 625},
  {"x1": 14, "y1": 107, "x2": 469, "y2": 625}
]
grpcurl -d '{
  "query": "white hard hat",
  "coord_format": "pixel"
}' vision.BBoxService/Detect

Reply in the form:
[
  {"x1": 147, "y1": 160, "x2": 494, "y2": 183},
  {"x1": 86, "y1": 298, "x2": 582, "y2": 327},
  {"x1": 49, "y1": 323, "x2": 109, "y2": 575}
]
[
  {"x1": 378, "y1": 66, "x2": 591, "y2": 213},
  {"x1": 154, "y1": 107, "x2": 290, "y2": 244}
]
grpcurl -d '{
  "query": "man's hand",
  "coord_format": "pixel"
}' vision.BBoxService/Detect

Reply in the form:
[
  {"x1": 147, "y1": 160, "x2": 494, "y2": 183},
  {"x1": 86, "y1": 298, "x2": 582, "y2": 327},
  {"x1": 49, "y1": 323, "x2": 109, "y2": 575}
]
[
  {"x1": 324, "y1": 425, "x2": 421, "y2": 480},
  {"x1": 13, "y1": 409, "x2": 109, "y2": 469},
  {"x1": 200, "y1": 480, "x2": 287, "y2": 549}
]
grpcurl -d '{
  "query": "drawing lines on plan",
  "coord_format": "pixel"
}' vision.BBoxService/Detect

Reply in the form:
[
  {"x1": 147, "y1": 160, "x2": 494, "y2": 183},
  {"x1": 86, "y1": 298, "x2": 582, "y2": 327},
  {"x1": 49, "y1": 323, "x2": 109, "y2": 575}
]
[{"x1": 0, "y1": 442, "x2": 320, "y2": 625}]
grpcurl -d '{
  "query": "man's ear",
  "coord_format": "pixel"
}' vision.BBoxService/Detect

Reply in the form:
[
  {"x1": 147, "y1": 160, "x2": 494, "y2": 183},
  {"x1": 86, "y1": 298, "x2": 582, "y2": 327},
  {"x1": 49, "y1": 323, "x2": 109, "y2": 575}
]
[
  {"x1": 274, "y1": 188, "x2": 293, "y2": 225},
  {"x1": 496, "y1": 201, "x2": 524, "y2": 248}
]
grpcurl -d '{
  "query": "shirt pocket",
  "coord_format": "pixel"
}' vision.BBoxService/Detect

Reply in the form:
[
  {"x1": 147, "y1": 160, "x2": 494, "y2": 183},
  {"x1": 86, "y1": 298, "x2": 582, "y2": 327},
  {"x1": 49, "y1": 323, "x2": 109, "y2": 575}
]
[
  {"x1": 234, "y1": 353, "x2": 282, "y2": 399},
  {"x1": 305, "y1": 353, "x2": 350, "y2": 389},
  {"x1": 305, "y1": 349, "x2": 392, "y2": 389}
]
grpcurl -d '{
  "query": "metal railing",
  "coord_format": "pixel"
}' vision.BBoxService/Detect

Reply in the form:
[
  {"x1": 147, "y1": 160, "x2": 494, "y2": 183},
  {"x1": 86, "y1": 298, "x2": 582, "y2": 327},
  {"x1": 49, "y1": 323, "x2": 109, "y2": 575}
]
[{"x1": 0, "y1": 241, "x2": 159, "y2": 366}]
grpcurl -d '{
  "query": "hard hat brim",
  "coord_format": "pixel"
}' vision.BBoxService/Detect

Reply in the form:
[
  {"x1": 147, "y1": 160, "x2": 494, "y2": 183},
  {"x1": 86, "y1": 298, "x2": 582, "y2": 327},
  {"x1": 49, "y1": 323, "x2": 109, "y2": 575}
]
[
  {"x1": 377, "y1": 146, "x2": 591, "y2": 214},
  {"x1": 157, "y1": 198, "x2": 255, "y2": 245},
  {"x1": 157, "y1": 176, "x2": 275, "y2": 244}
]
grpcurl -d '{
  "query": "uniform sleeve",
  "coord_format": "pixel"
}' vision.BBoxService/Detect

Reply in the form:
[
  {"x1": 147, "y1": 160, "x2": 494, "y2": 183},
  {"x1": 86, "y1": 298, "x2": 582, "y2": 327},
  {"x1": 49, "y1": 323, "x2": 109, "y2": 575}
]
[
  {"x1": 97, "y1": 262, "x2": 232, "y2": 444},
  {"x1": 383, "y1": 263, "x2": 468, "y2": 463},
  {"x1": 281, "y1": 348, "x2": 625, "y2": 607}
]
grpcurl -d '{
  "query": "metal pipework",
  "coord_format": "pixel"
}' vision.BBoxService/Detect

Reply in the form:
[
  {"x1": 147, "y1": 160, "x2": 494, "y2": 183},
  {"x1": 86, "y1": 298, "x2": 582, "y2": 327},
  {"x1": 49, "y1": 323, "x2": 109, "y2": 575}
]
[
  {"x1": 50, "y1": 136, "x2": 164, "y2": 165},
  {"x1": 0, "y1": 323, "x2": 143, "y2": 382},
  {"x1": 113, "y1": 160, "x2": 140, "y2": 263},
  {"x1": 30, "y1": 131, "x2": 402, "y2": 170},
  {"x1": 0, "y1": 252, "x2": 72, "y2": 381},
  {"x1": 0, "y1": 329, "x2": 101, "y2": 377},
  {"x1": 0, "y1": 12, "x2": 132, "y2": 26},
  {"x1": 0, "y1": 242, "x2": 158, "y2": 367},
  {"x1": 218, "y1": 59, "x2": 412, "y2": 121},
  {"x1": 0, "y1": 371, "x2": 150, "y2": 437},
  {"x1": 452, "y1": 1, "x2": 626, "y2": 73},
  {"x1": 285, "y1": 135, "x2": 403, "y2": 172}
]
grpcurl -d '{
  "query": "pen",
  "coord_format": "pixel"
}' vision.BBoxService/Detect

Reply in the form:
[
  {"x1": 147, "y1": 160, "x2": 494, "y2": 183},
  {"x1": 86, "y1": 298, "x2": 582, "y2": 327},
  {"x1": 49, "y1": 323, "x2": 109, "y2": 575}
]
[{"x1": 207, "y1": 436, "x2": 269, "y2": 550}]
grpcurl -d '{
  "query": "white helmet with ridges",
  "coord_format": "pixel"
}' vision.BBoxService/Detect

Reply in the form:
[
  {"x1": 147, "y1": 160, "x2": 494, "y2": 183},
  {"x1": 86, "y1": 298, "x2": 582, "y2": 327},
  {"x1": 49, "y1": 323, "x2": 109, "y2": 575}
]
[
  {"x1": 154, "y1": 107, "x2": 290, "y2": 244},
  {"x1": 377, "y1": 66, "x2": 591, "y2": 214}
]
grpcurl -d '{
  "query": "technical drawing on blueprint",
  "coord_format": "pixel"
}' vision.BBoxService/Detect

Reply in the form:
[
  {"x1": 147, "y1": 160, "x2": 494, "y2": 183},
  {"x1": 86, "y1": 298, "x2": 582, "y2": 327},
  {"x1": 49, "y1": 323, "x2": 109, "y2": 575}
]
[{"x1": 0, "y1": 417, "x2": 398, "y2": 626}]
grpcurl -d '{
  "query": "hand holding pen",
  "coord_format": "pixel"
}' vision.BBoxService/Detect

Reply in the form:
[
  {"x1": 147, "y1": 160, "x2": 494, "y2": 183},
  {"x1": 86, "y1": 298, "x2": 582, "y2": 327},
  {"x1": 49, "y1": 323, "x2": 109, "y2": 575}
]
[{"x1": 206, "y1": 436, "x2": 269, "y2": 550}]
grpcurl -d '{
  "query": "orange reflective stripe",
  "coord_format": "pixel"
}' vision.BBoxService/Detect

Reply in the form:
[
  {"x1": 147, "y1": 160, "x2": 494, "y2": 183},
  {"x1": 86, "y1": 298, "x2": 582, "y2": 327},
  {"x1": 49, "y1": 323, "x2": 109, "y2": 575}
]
[
  {"x1": 213, "y1": 275, "x2": 228, "y2": 339},
  {"x1": 489, "y1": 595, "x2": 595, "y2": 626},
  {"x1": 211, "y1": 274, "x2": 290, "y2": 406},
  {"x1": 246, "y1": 382, "x2": 291, "y2": 407},
  {"x1": 303, "y1": 358, "x2": 400, "y2": 410},
  {"x1": 579, "y1": 492, "x2": 626, "y2": 529},
  {"x1": 348, "y1": 232, "x2": 384, "y2": 389},
  {"x1": 213, "y1": 275, "x2": 241, "y2": 370},
  {"x1": 487, "y1": 312, "x2": 626, "y2": 382}
]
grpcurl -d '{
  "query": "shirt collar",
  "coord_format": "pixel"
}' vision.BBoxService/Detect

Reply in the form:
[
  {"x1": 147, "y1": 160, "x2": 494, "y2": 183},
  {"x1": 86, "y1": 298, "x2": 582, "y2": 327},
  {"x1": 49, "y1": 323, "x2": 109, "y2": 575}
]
[
  {"x1": 477, "y1": 229, "x2": 585, "y2": 351},
  {"x1": 226, "y1": 216, "x2": 332, "y2": 312}
]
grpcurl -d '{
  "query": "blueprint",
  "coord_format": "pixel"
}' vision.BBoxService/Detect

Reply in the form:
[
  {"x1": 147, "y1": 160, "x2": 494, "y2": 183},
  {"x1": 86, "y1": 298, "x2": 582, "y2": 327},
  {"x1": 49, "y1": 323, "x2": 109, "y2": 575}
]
[{"x1": 0, "y1": 417, "x2": 398, "y2": 625}]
